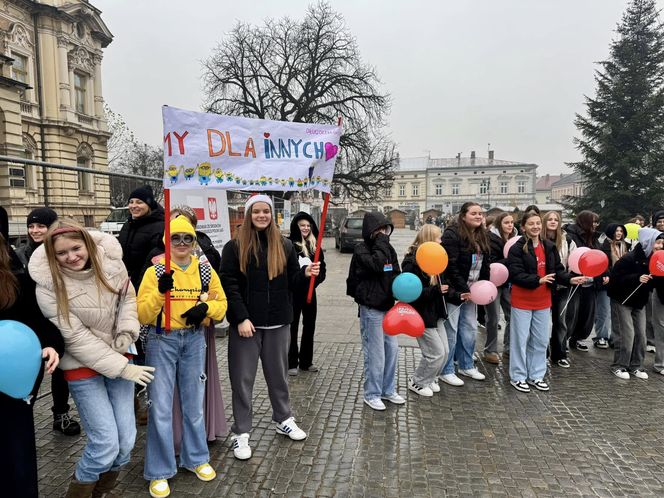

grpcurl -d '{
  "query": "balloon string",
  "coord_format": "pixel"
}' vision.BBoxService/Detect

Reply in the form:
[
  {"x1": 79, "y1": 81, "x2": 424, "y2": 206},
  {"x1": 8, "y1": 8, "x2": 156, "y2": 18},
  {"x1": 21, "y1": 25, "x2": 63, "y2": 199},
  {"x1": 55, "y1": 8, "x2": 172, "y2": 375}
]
[
  {"x1": 445, "y1": 300, "x2": 467, "y2": 323},
  {"x1": 622, "y1": 281, "x2": 646, "y2": 305},
  {"x1": 560, "y1": 284, "x2": 580, "y2": 317},
  {"x1": 435, "y1": 274, "x2": 448, "y2": 315}
]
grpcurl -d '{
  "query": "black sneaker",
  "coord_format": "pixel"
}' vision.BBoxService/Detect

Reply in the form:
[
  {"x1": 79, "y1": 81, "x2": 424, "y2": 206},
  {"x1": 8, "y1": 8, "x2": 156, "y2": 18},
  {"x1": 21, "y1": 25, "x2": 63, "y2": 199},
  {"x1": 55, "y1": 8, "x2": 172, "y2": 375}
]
[
  {"x1": 53, "y1": 413, "x2": 81, "y2": 436},
  {"x1": 572, "y1": 342, "x2": 589, "y2": 352},
  {"x1": 527, "y1": 379, "x2": 550, "y2": 391},
  {"x1": 594, "y1": 338, "x2": 609, "y2": 349},
  {"x1": 557, "y1": 359, "x2": 571, "y2": 368}
]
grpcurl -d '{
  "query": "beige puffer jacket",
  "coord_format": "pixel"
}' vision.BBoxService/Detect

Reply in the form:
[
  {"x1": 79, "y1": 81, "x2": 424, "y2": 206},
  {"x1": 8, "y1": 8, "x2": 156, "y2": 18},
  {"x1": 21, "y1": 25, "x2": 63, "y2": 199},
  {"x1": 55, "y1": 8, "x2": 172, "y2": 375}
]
[{"x1": 29, "y1": 231, "x2": 139, "y2": 378}]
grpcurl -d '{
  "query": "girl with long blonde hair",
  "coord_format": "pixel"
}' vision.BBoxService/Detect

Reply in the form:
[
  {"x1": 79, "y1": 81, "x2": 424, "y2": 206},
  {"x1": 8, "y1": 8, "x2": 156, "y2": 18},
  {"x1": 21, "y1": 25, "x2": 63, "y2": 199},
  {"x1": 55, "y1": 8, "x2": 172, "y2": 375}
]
[
  {"x1": 402, "y1": 224, "x2": 455, "y2": 396},
  {"x1": 29, "y1": 219, "x2": 154, "y2": 497},
  {"x1": 220, "y1": 195, "x2": 320, "y2": 461}
]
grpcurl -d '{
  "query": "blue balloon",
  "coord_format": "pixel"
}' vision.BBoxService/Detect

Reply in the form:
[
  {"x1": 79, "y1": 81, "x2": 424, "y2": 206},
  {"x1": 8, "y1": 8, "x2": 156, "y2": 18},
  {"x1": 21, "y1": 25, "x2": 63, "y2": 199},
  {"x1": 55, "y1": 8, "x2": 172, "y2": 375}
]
[
  {"x1": 392, "y1": 272, "x2": 423, "y2": 303},
  {"x1": 0, "y1": 320, "x2": 42, "y2": 400}
]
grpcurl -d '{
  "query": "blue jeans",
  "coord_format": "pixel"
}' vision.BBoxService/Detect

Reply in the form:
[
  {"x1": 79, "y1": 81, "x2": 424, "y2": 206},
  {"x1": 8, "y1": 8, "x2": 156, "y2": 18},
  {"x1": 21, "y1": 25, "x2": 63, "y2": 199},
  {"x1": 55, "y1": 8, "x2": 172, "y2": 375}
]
[
  {"x1": 441, "y1": 302, "x2": 477, "y2": 375},
  {"x1": 509, "y1": 307, "x2": 551, "y2": 382},
  {"x1": 144, "y1": 327, "x2": 208, "y2": 480},
  {"x1": 359, "y1": 306, "x2": 399, "y2": 400},
  {"x1": 68, "y1": 375, "x2": 136, "y2": 483},
  {"x1": 594, "y1": 289, "x2": 611, "y2": 341}
]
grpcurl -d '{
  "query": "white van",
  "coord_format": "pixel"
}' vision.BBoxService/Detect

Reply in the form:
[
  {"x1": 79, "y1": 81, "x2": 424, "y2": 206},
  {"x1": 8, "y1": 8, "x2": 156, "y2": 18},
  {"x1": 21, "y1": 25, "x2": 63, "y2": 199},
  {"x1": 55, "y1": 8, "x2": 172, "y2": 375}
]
[{"x1": 100, "y1": 207, "x2": 129, "y2": 236}]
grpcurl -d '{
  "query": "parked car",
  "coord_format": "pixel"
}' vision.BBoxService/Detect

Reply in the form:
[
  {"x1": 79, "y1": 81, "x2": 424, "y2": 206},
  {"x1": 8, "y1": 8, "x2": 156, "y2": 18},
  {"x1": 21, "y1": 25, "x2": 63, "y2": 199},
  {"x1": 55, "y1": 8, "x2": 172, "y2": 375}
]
[
  {"x1": 100, "y1": 207, "x2": 129, "y2": 236},
  {"x1": 335, "y1": 216, "x2": 364, "y2": 253}
]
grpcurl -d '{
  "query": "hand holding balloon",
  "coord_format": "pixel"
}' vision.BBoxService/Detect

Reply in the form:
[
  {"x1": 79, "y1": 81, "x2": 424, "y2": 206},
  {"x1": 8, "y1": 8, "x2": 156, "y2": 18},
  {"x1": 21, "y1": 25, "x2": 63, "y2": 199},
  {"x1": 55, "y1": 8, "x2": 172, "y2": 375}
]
[
  {"x1": 440, "y1": 284, "x2": 449, "y2": 294},
  {"x1": 42, "y1": 347, "x2": 59, "y2": 374},
  {"x1": 570, "y1": 276, "x2": 588, "y2": 285},
  {"x1": 640, "y1": 274, "x2": 653, "y2": 284}
]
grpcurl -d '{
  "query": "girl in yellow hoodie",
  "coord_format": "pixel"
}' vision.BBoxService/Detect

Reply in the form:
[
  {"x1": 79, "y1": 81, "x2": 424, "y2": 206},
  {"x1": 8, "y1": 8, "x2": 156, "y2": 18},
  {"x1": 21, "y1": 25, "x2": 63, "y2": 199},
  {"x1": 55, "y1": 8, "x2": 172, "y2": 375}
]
[{"x1": 137, "y1": 215, "x2": 227, "y2": 498}]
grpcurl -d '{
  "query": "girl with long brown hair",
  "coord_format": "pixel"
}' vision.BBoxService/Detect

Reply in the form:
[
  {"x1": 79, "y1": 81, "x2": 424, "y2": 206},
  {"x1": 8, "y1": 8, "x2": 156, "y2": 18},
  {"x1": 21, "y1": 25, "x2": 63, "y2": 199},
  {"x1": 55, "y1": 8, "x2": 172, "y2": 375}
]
[
  {"x1": 30, "y1": 219, "x2": 155, "y2": 497},
  {"x1": 0, "y1": 206, "x2": 62, "y2": 498},
  {"x1": 439, "y1": 202, "x2": 491, "y2": 387},
  {"x1": 483, "y1": 212, "x2": 518, "y2": 363},
  {"x1": 563, "y1": 210, "x2": 603, "y2": 352},
  {"x1": 220, "y1": 195, "x2": 319, "y2": 460}
]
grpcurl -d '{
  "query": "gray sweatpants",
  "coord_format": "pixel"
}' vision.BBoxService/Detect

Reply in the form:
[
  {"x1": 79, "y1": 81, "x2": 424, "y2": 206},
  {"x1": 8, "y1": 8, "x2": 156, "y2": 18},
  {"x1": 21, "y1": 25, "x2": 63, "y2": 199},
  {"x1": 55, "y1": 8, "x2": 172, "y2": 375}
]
[
  {"x1": 610, "y1": 301, "x2": 646, "y2": 371},
  {"x1": 413, "y1": 319, "x2": 449, "y2": 386},
  {"x1": 652, "y1": 294, "x2": 664, "y2": 372},
  {"x1": 228, "y1": 324, "x2": 292, "y2": 434}
]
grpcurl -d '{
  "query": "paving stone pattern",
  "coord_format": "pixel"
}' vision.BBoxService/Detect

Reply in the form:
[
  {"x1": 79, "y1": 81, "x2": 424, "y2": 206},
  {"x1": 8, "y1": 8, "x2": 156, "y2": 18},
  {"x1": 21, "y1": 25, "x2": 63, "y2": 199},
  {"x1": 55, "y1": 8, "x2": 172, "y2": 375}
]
[{"x1": 34, "y1": 231, "x2": 664, "y2": 497}]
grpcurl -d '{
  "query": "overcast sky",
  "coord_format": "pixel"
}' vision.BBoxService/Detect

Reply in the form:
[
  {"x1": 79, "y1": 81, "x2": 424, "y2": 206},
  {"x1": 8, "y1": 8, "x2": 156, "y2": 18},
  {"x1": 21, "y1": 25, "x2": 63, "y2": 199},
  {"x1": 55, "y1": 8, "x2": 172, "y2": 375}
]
[{"x1": 94, "y1": 0, "x2": 662, "y2": 175}]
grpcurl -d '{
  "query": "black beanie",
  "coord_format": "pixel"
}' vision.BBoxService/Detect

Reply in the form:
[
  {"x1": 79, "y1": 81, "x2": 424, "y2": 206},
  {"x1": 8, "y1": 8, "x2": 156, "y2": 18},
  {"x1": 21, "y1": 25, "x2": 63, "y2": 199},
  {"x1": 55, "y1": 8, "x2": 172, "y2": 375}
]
[
  {"x1": 26, "y1": 207, "x2": 58, "y2": 227},
  {"x1": 653, "y1": 210, "x2": 664, "y2": 226},
  {"x1": 128, "y1": 185, "x2": 157, "y2": 209}
]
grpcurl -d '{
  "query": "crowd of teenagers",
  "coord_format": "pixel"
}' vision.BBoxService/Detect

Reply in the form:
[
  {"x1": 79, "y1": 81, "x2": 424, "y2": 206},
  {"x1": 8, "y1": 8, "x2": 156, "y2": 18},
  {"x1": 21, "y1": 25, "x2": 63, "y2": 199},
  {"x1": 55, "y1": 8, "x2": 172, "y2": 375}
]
[
  {"x1": 0, "y1": 187, "x2": 322, "y2": 498},
  {"x1": 2, "y1": 186, "x2": 663, "y2": 497},
  {"x1": 347, "y1": 202, "x2": 664, "y2": 407}
]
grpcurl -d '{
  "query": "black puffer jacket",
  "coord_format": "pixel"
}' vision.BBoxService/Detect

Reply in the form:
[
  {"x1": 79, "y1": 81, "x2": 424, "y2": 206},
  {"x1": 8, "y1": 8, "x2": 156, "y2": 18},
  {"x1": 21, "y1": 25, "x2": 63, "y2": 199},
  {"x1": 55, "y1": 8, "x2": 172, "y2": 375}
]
[
  {"x1": 220, "y1": 231, "x2": 304, "y2": 326},
  {"x1": 564, "y1": 222, "x2": 607, "y2": 285},
  {"x1": 288, "y1": 212, "x2": 326, "y2": 295},
  {"x1": 507, "y1": 238, "x2": 571, "y2": 290},
  {"x1": 607, "y1": 244, "x2": 653, "y2": 309},
  {"x1": 441, "y1": 224, "x2": 491, "y2": 294},
  {"x1": 600, "y1": 224, "x2": 630, "y2": 270},
  {"x1": 401, "y1": 253, "x2": 459, "y2": 326},
  {"x1": 349, "y1": 212, "x2": 400, "y2": 311},
  {"x1": 117, "y1": 209, "x2": 165, "y2": 291},
  {"x1": 14, "y1": 239, "x2": 39, "y2": 268}
]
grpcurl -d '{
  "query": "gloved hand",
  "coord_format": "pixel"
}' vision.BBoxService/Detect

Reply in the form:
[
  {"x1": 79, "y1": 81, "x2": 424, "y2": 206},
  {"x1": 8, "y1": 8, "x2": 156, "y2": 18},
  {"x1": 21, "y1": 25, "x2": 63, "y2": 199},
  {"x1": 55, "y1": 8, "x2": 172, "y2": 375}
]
[
  {"x1": 112, "y1": 332, "x2": 134, "y2": 352},
  {"x1": 120, "y1": 364, "x2": 155, "y2": 387},
  {"x1": 181, "y1": 302, "x2": 209, "y2": 327},
  {"x1": 158, "y1": 271, "x2": 174, "y2": 294}
]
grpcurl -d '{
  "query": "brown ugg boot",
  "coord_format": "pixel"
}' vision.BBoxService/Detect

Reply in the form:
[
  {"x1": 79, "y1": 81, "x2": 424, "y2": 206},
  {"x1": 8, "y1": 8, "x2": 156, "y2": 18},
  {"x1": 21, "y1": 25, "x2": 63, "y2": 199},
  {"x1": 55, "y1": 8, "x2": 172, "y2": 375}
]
[
  {"x1": 92, "y1": 470, "x2": 120, "y2": 498},
  {"x1": 64, "y1": 477, "x2": 96, "y2": 498}
]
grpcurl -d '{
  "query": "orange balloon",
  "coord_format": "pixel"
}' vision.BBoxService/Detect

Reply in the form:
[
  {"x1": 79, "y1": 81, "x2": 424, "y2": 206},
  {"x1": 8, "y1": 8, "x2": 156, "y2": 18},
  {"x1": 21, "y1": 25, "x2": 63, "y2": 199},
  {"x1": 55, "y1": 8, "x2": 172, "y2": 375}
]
[{"x1": 416, "y1": 241, "x2": 449, "y2": 275}]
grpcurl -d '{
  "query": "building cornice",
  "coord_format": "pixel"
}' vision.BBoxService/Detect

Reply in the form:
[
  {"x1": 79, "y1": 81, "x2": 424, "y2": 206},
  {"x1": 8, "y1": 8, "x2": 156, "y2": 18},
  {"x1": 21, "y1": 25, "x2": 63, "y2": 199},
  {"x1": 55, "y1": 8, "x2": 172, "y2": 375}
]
[{"x1": 0, "y1": 73, "x2": 30, "y2": 89}]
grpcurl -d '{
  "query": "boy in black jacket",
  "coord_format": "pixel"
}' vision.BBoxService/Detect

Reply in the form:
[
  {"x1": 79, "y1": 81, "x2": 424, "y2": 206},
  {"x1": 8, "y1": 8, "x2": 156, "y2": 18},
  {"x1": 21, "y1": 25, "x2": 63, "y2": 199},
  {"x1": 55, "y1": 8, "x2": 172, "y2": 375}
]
[
  {"x1": 347, "y1": 212, "x2": 404, "y2": 411},
  {"x1": 607, "y1": 228, "x2": 664, "y2": 380}
]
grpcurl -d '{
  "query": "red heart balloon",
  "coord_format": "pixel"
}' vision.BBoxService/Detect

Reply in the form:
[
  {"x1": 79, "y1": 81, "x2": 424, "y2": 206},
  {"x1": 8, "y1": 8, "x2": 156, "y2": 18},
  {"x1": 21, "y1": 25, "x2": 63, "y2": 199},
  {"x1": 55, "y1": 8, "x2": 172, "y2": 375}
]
[{"x1": 382, "y1": 303, "x2": 425, "y2": 338}]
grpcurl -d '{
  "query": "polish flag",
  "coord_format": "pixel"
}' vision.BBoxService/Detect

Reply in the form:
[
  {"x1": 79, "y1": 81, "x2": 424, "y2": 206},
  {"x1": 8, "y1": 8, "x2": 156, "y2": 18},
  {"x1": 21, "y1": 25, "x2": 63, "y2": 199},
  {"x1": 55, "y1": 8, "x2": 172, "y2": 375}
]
[{"x1": 185, "y1": 195, "x2": 205, "y2": 221}]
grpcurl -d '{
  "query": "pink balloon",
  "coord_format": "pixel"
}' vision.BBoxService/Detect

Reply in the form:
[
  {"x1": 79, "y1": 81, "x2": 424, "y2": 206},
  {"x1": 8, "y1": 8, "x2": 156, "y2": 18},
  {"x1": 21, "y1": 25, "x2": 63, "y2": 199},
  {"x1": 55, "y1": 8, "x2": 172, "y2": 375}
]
[
  {"x1": 568, "y1": 247, "x2": 591, "y2": 274},
  {"x1": 469, "y1": 280, "x2": 498, "y2": 305},
  {"x1": 489, "y1": 263, "x2": 509, "y2": 287},
  {"x1": 503, "y1": 236, "x2": 522, "y2": 259}
]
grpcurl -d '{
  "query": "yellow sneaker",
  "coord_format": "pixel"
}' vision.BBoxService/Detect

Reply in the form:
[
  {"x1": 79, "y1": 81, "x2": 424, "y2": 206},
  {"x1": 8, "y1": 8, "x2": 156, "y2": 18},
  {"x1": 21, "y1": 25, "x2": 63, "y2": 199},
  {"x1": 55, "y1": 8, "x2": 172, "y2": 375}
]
[
  {"x1": 188, "y1": 463, "x2": 216, "y2": 482},
  {"x1": 149, "y1": 479, "x2": 170, "y2": 498}
]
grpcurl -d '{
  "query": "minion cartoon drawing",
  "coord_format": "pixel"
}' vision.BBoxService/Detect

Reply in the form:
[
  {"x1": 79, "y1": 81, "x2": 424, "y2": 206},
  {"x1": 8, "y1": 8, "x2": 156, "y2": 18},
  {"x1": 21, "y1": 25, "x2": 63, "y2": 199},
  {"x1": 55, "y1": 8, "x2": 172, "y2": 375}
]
[
  {"x1": 165, "y1": 165, "x2": 181, "y2": 185},
  {"x1": 183, "y1": 165, "x2": 196, "y2": 181},
  {"x1": 198, "y1": 162, "x2": 212, "y2": 186}
]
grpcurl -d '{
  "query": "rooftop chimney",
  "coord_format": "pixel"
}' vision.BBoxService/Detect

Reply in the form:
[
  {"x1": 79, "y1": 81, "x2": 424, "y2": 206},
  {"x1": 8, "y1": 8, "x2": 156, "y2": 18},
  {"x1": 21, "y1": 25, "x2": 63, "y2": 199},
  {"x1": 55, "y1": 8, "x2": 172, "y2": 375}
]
[
  {"x1": 488, "y1": 150, "x2": 494, "y2": 161},
  {"x1": 470, "y1": 151, "x2": 476, "y2": 159}
]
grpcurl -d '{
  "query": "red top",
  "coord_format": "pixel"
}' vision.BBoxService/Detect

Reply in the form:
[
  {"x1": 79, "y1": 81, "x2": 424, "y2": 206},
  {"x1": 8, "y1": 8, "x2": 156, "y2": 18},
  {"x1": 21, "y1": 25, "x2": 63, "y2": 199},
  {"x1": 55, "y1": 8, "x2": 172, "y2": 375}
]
[
  {"x1": 512, "y1": 243, "x2": 551, "y2": 310},
  {"x1": 64, "y1": 354, "x2": 134, "y2": 382}
]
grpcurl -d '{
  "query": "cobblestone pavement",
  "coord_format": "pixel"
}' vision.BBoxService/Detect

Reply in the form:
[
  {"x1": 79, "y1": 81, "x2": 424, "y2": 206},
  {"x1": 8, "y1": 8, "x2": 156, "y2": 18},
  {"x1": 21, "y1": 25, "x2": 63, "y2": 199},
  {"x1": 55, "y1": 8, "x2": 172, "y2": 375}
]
[{"x1": 35, "y1": 231, "x2": 664, "y2": 497}]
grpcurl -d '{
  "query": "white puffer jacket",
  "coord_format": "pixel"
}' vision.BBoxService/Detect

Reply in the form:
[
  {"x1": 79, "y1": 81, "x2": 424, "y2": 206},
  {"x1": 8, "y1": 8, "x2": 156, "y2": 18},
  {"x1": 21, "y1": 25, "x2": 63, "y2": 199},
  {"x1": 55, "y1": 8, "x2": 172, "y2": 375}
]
[{"x1": 29, "y1": 231, "x2": 139, "y2": 378}]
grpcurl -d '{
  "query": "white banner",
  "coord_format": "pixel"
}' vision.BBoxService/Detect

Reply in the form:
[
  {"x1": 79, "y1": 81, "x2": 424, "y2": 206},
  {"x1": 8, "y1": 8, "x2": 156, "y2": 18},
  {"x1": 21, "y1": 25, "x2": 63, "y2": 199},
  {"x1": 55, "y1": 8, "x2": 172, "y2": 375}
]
[
  {"x1": 162, "y1": 106, "x2": 342, "y2": 192},
  {"x1": 169, "y1": 189, "x2": 232, "y2": 251}
]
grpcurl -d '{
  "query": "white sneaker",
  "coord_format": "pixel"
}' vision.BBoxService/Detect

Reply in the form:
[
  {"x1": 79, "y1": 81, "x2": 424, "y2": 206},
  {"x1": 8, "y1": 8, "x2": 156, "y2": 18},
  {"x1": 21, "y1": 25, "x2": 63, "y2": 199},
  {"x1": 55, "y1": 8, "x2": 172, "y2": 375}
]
[
  {"x1": 439, "y1": 373, "x2": 464, "y2": 386},
  {"x1": 430, "y1": 380, "x2": 441, "y2": 393},
  {"x1": 381, "y1": 393, "x2": 406, "y2": 405},
  {"x1": 612, "y1": 368, "x2": 630, "y2": 380},
  {"x1": 647, "y1": 344, "x2": 657, "y2": 353},
  {"x1": 275, "y1": 417, "x2": 307, "y2": 440},
  {"x1": 458, "y1": 368, "x2": 486, "y2": 381},
  {"x1": 231, "y1": 433, "x2": 252, "y2": 460},
  {"x1": 287, "y1": 368, "x2": 298, "y2": 376},
  {"x1": 363, "y1": 397, "x2": 386, "y2": 411},
  {"x1": 408, "y1": 378, "x2": 433, "y2": 397},
  {"x1": 631, "y1": 369, "x2": 649, "y2": 380}
]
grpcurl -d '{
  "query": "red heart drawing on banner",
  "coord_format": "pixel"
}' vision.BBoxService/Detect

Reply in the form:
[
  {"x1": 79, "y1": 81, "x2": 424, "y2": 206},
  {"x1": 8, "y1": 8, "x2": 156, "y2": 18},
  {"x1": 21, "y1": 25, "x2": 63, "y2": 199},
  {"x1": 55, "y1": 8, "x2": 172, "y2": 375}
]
[
  {"x1": 325, "y1": 142, "x2": 338, "y2": 161},
  {"x1": 382, "y1": 303, "x2": 425, "y2": 337}
]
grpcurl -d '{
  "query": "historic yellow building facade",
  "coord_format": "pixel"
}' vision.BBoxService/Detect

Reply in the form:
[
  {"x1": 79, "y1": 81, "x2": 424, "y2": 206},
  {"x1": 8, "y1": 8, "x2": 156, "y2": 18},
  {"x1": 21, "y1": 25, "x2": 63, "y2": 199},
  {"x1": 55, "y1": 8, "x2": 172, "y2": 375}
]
[{"x1": 0, "y1": 0, "x2": 112, "y2": 231}]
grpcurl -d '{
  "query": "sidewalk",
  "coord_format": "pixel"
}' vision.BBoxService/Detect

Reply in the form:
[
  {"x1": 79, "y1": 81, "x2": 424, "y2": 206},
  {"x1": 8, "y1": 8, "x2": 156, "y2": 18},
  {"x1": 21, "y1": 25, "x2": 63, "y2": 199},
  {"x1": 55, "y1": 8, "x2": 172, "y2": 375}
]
[{"x1": 35, "y1": 232, "x2": 664, "y2": 496}]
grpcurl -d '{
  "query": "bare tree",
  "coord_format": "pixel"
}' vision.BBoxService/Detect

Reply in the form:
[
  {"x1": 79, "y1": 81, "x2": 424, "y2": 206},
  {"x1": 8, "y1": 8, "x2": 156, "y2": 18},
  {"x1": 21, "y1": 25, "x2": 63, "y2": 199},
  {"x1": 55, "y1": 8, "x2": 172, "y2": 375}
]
[{"x1": 202, "y1": 1, "x2": 396, "y2": 202}]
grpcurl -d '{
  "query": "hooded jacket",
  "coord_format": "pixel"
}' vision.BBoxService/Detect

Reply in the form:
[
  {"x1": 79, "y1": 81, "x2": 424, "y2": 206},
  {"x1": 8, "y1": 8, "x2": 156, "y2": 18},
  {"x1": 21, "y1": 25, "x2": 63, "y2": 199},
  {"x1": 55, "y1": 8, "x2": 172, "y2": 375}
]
[
  {"x1": 29, "y1": 231, "x2": 139, "y2": 378},
  {"x1": 142, "y1": 230, "x2": 221, "y2": 277},
  {"x1": 607, "y1": 229, "x2": 662, "y2": 308},
  {"x1": 220, "y1": 231, "x2": 304, "y2": 326},
  {"x1": 117, "y1": 207, "x2": 165, "y2": 291},
  {"x1": 652, "y1": 210, "x2": 664, "y2": 228},
  {"x1": 348, "y1": 212, "x2": 400, "y2": 311},
  {"x1": 288, "y1": 212, "x2": 326, "y2": 294},
  {"x1": 600, "y1": 223, "x2": 630, "y2": 268},
  {"x1": 442, "y1": 223, "x2": 491, "y2": 294}
]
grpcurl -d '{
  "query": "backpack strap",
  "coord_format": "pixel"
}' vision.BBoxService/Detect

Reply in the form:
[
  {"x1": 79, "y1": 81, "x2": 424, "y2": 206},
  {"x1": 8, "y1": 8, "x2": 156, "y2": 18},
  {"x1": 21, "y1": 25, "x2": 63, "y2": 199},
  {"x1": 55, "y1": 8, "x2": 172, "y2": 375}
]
[{"x1": 198, "y1": 260, "x2": 211, "y2": 293}]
